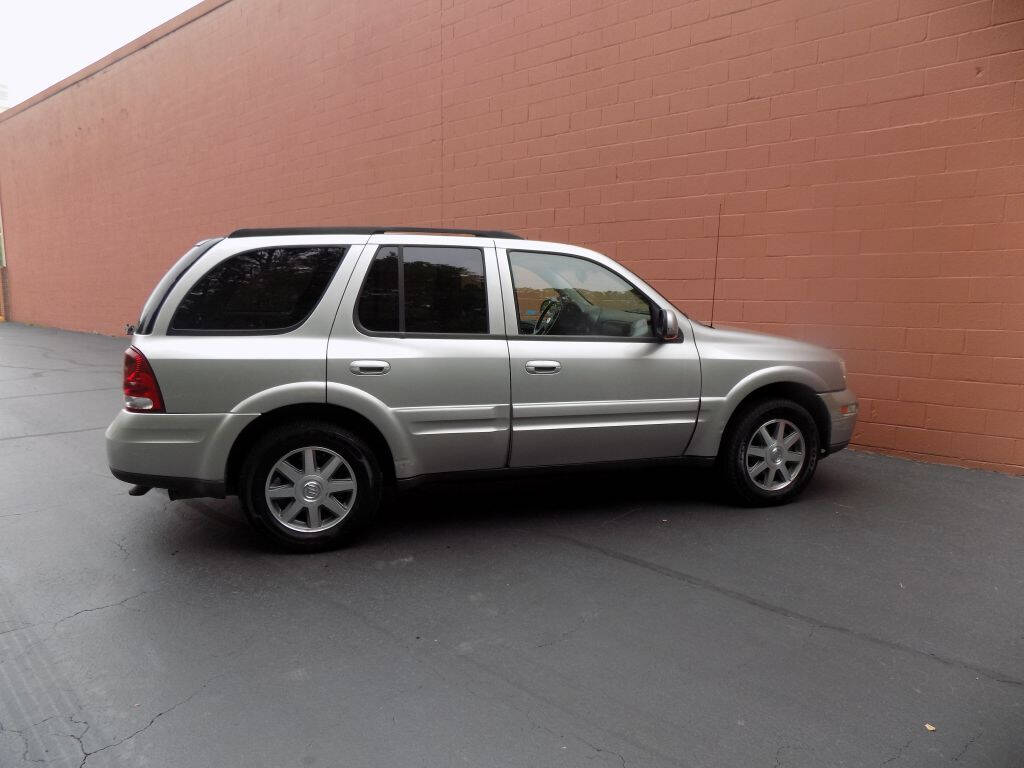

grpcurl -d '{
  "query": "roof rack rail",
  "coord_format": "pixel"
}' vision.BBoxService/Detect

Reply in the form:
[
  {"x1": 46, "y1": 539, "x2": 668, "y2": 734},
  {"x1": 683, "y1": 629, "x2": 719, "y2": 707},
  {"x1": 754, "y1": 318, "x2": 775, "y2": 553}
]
[{"x1": 227, "y1": 226, "x2": 523, "y2": 239}]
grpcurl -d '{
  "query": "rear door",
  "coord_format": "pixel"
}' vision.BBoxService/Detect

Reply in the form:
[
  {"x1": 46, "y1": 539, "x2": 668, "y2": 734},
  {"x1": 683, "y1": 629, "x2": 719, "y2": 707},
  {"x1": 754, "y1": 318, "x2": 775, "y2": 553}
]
[
  {"x1": 497, "y1": 244, "x2": 701, "y2": 467},
  {"x1": 326, "y1": 235, "x2": 511, "y2": 477}
]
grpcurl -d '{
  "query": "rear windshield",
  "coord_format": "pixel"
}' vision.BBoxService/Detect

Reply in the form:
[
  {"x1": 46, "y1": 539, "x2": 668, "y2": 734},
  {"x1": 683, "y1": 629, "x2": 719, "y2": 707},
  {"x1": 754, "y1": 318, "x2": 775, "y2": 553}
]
[{"x1": 136, "y1": 238, "x2": 222, "y2": 334}]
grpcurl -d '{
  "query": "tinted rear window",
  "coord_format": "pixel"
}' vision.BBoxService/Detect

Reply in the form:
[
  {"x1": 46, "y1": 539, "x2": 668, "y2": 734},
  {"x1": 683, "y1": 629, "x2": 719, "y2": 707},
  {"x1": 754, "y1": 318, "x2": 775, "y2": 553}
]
[
  {"x1": 356, "y1": 247, "x2": 400, "y2": 332},
  {"x1": 170, "y1": 246, "x2": 345, "y2": 333},
  {"x1": 137, "y1": 238, "x2": 222, "y2": 334},
  {"x1": 356, "y1": 245, "x2": 487, "y2": 335},
  {"x1": 404, "y1": 246, "x2": 487, "y2": 333}
]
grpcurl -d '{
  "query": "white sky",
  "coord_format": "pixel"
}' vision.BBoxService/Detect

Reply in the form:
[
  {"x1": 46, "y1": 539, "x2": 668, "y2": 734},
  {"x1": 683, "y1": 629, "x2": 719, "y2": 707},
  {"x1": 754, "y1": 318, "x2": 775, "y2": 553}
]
[{"x1": 0, "y1": 0, "x2": 203, "y2": 107}]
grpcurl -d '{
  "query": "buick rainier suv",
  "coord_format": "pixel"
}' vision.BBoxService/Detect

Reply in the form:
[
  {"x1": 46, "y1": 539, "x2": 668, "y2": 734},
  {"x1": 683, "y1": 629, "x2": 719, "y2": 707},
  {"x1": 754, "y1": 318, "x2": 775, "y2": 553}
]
[{"x1": 107, "y1": 227, "x2": 858, "y2": 551}]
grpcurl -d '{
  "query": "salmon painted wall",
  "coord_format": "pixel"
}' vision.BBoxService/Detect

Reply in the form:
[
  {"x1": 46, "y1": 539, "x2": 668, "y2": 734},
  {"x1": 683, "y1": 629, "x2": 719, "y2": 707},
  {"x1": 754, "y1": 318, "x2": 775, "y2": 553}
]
[{"x1": 0, "y1": 0, "x2": 1022, "y2": 472}]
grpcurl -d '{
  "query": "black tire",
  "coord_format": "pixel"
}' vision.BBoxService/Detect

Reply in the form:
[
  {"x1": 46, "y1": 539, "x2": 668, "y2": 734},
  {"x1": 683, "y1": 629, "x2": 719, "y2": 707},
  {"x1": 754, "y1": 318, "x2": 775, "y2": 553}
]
[
  {"x1": 239, "y1": 421, "x2": 382, "y2": 552},
  {"x1": 718, "y1": 398, "x2": 820, "y2": 506}
]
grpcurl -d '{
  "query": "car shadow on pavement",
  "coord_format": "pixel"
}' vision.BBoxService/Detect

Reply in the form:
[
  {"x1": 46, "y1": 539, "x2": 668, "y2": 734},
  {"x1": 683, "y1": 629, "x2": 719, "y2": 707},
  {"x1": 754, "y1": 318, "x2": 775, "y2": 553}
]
[
  {"x1": 157, "y1": 459, "x2": 855, "y2": 555},
  {"x1": 373, "y1": 459, "x2": 855, "y2": 545}
]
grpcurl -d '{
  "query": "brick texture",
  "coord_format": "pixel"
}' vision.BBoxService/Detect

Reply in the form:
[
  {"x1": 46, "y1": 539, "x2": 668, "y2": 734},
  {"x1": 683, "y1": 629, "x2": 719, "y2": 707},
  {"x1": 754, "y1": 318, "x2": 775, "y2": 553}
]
[{"x1": 0, "y1": 0, "x2": 1021, "y2": 473}]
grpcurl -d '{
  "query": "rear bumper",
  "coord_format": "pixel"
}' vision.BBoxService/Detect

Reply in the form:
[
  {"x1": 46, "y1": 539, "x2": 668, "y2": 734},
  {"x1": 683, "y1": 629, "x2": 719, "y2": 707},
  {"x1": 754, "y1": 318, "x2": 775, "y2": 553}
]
[
  {"x1": 106, "y1": 410, "x2": 256, "y2": 494},
  {"x1": 110, "y1": 468, "x2": 225, "y2": 499},
  {"x1": 818, "y1": 388, "x2": 858, "y2": 454}
]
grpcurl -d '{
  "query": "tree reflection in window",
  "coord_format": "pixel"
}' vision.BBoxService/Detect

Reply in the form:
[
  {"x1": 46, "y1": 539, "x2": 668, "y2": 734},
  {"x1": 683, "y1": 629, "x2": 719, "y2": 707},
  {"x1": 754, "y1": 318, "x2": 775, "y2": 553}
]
[
  {"x1": 404, "y1": 247, "x2": 486, "y2": 333},
  {"x1": 170, "y1": 246, "x2": 345, "y2": 332},
  {"x1": 357, "y1": 245, "x2": 487, "y2": 334}
]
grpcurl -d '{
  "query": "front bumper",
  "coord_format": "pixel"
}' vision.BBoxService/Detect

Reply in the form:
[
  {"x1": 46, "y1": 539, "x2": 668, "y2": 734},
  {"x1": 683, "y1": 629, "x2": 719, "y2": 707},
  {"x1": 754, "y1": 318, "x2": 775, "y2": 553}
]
[
  {"x1": 105, "y1": 410, "x2": 257, "y2": 495},
  {"x1": 818, "y1": 388, "x2": 858, "y2": 453}
]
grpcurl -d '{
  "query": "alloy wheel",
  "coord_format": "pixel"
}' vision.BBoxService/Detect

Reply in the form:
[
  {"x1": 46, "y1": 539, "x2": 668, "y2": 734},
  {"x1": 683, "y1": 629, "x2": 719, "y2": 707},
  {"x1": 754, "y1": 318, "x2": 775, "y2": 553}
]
[
  {"x1": 264, "y1": 446, "x2": 357, "y2": 532},
  {"x1": 745, "y1": 418, "x2": 805, "y2": 492}
]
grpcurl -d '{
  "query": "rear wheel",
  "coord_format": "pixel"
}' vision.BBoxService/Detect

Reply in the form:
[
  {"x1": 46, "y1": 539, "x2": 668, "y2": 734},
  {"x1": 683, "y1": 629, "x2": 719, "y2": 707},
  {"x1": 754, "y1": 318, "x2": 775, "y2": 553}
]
[
  {"x1": 719, "y1": 398, "x2": 819, "y2": 506},
  {"x1": 240, "y1": 421, "x2": 381, "y2": 552}
]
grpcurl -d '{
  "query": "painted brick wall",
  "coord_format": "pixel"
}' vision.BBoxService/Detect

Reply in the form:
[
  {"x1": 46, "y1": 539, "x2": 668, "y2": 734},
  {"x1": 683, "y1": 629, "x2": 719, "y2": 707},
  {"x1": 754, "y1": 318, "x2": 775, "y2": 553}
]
[{"x1": 0, "y1": 0, "x2": 1021, "y2": 472}]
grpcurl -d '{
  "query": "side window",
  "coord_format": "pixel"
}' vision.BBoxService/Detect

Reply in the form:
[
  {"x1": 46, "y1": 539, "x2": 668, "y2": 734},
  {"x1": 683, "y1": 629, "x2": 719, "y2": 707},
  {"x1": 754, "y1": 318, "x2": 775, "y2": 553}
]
[
  {"x1": 356, "y1": 247, "x2": 400, "y2": 332},
  {"x1": 137, "y1": 239, "x2": 221, "y2": 335},
  {"x1": 508, "y1": 251, "x2": 654, "y2": 338},
  {"x1": 170, "y1": 246, "x2": 345, "y2": 333},
  {"x1": 357, "y1": 245, "x2": 488, "y2": 335}
]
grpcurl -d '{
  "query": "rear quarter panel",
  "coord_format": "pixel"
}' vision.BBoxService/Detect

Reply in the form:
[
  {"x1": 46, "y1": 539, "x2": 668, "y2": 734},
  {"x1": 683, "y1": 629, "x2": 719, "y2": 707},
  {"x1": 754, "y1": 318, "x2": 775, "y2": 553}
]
[{"x1": 136, "y1": 236, "x2": 367, "y2": 414}]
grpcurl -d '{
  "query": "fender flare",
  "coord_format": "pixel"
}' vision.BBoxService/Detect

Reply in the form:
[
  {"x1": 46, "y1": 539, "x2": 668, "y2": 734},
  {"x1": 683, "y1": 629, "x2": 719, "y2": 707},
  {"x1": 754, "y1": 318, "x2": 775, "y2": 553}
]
[
  {"x1": 688, "y1": 365, "x2": 829, "y2": 458},
  {"x1": 325, "y1": 381, "x2": 418, "y2": 478},
  {"x1": 231, "y1": 381, "x2": 325, "y2": 415},
  {"x1": 226, "y1": 381, "x2": 415, "y2": 479}
]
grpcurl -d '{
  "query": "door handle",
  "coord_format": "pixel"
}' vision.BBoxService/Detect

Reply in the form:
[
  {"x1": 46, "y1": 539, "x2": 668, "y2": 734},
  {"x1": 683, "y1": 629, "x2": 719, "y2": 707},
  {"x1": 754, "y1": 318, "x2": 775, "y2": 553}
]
[
  {"x1": 350, "y1": 360, "x2": 391, "y2": 375},
  {"x1": 525, "y1": 360, "x2": 561, "y2": 374}
]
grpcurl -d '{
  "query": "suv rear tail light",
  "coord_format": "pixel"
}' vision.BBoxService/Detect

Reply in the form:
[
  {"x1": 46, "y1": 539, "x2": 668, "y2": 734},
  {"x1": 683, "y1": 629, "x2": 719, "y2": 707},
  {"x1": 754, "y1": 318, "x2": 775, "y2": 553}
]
[{"x1": 123, "y1": 346, "x2": 165, "y2": 412}]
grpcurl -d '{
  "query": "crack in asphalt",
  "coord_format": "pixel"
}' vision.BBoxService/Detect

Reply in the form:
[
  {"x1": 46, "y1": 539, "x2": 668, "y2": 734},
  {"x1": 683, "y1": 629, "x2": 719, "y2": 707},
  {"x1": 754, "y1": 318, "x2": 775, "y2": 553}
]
[
  {"x1": 1, "y1": 714, "x2": 91, "y2": 765},
  {"x1": 173, "y1": 532, "x2": 687, "y2": 768},
  {"x1": 952, "y1": 730, "x2": 980, "y2": 762},
  {"x1": 0, "y1": 675, "x2": 223, "y2": 767},
  {"x1": 0, "y1": 623, "x2": 33, "y2": 639},
  {"x1": 880, "y1": 737, "x2": 913, "y2": 765},
  {"x1": 0, "y1": 387, "x2": 114, "y2": 402},
  {"x1": 0, "y1": 339, "x2": 121, "y2": 368},
  {"x1": 535, "y1": 613, "x2": 595, "y2": 649},
  {"x1": 0, "y1": 363, "x2": 71, "y2": 372},
  {"x1": 0, "y1": 363, "x2": 117, "y2": 376},
  {"x1": 0, "y1": 427, "x2": 108, "y2": 444},
  {"x1": 74, "y1": 674, "x2": 224, "y2": 767},
  {"x1": 52, "y1": 591, "x2": 150, "y2": 630},
  {"x1": 0, "y1": 717, "x2": 45, "y2": 765},
  {"x1": 547, "y1": 532, "x2": 1024, "y2": 689},
  {"x1": 65, "y1": 716, "x2": 90, "y2": 767},
  {"x1": 0, "y1": 591, "x2": 153, "y2": 667},
  {"x1": 456, "y1": 645, "x2": 690, "y2": 768},
  {"x1": 520, "y1": 708, "x2": 630, "y2": 768}
]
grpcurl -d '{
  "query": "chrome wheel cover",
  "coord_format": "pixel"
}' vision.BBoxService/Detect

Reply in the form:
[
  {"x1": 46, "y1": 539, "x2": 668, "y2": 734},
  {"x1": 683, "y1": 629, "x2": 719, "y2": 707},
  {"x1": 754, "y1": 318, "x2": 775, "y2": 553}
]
[
  {"x1": 264, "y1": 446, "x2": 357, "y2": 533},
  {"x1": 745, "y1": 418, "x2": 805, "y2": 492}
]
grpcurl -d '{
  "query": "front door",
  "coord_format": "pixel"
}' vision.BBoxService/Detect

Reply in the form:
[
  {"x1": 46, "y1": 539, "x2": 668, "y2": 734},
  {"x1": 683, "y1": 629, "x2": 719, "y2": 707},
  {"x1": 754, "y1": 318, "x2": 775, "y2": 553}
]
[{"x1": 498, "y1": 247, "x2": 700, "y2": 468}]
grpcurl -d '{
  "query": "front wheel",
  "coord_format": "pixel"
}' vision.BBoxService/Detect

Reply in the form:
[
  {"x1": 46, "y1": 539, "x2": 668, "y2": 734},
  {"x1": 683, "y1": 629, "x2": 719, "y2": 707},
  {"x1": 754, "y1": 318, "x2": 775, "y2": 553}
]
[
  {"x1": 240, "y1": 421, "x2": 382, "y2": 552},
  {"x1": 718, "y1": 398, "x2": 820, "y2": 506}
]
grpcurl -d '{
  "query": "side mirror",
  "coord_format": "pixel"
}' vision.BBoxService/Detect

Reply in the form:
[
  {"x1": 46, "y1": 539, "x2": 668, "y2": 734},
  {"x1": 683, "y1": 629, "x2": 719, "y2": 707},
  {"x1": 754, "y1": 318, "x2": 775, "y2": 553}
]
[{"x1": 655, "y1": 308, "x2": 680, "y2": 341}]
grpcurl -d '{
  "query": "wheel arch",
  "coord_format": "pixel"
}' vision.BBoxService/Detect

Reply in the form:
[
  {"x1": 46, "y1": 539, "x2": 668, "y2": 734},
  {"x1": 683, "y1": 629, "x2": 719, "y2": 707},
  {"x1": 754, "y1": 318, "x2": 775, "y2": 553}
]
[
  {"x1": 687, "y1": 366, "x2": 832, "y2": 458},
  {"x1": 225, "y1": 403, "x2": 397, "y2": 494},
  {"x1": 718, "y1": 381, "x2": 830, "y2": 459}
]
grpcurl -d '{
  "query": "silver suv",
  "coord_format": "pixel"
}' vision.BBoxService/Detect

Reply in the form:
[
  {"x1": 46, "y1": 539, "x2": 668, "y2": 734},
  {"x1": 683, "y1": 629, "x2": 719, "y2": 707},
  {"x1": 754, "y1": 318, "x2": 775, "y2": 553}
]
[{"x1": 107, "y1": 227, "x2": 858, "y2": 551}]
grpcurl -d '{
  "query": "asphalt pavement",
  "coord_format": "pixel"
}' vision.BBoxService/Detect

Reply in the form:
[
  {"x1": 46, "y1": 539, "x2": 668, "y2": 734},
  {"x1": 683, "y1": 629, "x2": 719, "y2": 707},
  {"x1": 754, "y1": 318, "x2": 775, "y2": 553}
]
[{"x1": 0, "y1": 322, "x2": 1022, "y2": 767}]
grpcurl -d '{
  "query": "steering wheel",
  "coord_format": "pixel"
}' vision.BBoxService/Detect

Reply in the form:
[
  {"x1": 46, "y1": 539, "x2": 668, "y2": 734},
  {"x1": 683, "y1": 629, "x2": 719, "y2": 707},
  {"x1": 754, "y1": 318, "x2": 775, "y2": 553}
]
[{"x1": 533, "y1": 296, "x2": 564, "y2": 335}]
